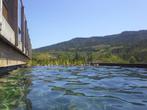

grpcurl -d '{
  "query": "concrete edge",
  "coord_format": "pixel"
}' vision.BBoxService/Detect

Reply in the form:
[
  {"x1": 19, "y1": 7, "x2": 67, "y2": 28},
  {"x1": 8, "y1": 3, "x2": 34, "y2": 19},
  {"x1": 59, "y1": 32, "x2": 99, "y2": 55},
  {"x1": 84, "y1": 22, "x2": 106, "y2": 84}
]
[
  {"x1": 91, "y1": 63, "x2": 147, "y2": 68},
  {"x1": 0, "y1": 64, "x2": 26, "y2": 74}
]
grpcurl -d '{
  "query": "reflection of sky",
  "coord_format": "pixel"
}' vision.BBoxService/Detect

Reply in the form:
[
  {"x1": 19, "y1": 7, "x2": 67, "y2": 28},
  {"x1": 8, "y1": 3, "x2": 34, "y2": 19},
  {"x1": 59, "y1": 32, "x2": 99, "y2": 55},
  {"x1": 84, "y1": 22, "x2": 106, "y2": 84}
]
[
  {"x1": 26, "y1": 66, "x2": 147, "y2": 110},
  {"x1": 1, "y1": 66, "x2": 147, "y2": 109}
]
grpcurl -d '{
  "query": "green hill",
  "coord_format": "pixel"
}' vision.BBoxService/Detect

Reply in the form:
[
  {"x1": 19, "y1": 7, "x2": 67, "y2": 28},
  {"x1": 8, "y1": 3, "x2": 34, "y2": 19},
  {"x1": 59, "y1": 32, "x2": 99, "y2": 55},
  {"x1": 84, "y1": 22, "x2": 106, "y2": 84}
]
[{"x1": 33, "y1": 30, "x2": 147, "y2": 65}]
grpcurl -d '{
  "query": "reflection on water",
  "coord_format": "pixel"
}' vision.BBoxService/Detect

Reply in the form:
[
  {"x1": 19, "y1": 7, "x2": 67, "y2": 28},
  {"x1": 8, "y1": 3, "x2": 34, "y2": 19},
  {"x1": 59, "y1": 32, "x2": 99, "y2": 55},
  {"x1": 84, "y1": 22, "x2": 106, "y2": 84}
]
[
  {"x1": 0, "y1": 68, "x2": 32, "y2": 110},
  {"x1": 0, "y1": 66, "x2": 147, "y2": 110}
]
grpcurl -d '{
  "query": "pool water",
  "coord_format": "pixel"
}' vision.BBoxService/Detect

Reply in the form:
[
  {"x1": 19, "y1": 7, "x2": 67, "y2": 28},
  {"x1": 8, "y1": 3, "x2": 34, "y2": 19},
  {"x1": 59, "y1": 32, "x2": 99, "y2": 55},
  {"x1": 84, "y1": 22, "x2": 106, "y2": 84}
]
[{"x1": 0, "y1": 66, "x2": 147, "y2": 110}]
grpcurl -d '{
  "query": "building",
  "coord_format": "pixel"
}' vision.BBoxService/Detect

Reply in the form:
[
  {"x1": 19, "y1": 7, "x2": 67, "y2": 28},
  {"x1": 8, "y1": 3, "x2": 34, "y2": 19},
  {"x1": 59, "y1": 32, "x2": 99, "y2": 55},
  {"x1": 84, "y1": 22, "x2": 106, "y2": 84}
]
[{"x1": 0, "y1": 0, "x2": 32, "y2": 67}]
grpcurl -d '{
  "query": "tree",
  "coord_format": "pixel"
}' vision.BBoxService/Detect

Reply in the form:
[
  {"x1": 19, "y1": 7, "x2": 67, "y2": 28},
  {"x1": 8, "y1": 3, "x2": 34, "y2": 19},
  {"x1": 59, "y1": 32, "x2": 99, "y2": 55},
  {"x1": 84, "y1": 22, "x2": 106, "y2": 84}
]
[
  {"x1": 129, "y1": 56, "x2": 137, "y2": 64},
  {"x1": 86, "y1": 52, "x2": 93, "y2": 63}
]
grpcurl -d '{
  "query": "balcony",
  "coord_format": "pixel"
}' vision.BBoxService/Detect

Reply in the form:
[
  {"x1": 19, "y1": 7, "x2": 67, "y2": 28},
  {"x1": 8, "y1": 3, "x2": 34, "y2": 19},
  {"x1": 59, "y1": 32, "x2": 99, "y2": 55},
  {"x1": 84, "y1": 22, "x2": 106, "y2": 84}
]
[{"x1": 0, "y1": 0, "x2": 31, "y2": 59}]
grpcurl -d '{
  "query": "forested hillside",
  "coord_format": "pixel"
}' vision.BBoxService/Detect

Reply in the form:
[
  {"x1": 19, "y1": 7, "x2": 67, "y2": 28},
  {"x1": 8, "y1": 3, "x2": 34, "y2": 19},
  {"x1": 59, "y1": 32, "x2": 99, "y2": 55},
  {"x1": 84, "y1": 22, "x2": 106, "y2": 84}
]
[{"x1": 33, "y1": 30, "x2": 147, "y2": 65}]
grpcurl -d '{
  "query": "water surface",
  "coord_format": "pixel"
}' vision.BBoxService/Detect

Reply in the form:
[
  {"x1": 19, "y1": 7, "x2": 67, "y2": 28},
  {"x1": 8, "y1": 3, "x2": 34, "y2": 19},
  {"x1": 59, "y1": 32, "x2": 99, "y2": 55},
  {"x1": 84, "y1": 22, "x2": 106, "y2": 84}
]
[{"x1": 0, "y1": 66, "x2": 147, "y2": 110}]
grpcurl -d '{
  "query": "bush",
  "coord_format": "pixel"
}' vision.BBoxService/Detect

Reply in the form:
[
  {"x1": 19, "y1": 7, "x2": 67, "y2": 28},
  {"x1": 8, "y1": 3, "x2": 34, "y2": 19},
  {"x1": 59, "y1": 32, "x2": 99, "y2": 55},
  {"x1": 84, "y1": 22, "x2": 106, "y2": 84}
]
[{"x1": 129, "y1": 56, "x2": 137, "y2": 64}]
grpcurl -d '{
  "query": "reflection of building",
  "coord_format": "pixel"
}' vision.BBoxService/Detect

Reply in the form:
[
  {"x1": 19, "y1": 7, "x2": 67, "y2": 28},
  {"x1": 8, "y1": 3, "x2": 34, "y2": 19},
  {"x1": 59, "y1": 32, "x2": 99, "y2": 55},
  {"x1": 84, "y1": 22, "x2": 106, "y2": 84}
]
[{"x1": 0, "y1": 0, "x2": 32, "y2": 67}]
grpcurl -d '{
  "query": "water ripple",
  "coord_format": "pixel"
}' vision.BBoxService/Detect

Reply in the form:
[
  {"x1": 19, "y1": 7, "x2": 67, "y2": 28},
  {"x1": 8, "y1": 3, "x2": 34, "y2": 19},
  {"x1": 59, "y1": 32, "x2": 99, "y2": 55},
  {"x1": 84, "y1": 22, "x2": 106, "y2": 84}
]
[{"x1": 1, "y1": 66, "x2": 147, "y2": 110}]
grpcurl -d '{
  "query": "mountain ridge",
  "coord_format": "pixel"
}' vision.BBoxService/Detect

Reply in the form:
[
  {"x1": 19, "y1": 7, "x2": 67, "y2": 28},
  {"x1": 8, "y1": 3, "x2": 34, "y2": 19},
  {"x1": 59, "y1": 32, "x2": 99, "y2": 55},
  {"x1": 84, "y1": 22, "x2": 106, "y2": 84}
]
[{"x1": 34, "y1": 30, "x2": 147, "y2": 52}]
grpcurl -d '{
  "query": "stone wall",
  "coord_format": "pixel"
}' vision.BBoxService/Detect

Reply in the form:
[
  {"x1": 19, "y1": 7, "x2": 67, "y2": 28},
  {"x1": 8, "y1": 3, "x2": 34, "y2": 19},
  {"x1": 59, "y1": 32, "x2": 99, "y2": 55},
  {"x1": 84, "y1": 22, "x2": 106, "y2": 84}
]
[{"x1": 0, "y1": 39, "x2": 28, "y2": 67}]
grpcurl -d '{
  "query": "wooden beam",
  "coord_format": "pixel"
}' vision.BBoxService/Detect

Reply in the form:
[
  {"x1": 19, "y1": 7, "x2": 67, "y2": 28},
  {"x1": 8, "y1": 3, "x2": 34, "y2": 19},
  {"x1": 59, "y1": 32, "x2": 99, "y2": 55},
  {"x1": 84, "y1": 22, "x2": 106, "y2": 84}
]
[
  {"x1": 21, "y1": 5, "x2": 25, "y2": 52},
  {"x1": 14, "y1": 0, "x2": 19, "y2": 46},
  {"x1": 0, "y1": 0, "x2": 2, "y2": 31}
]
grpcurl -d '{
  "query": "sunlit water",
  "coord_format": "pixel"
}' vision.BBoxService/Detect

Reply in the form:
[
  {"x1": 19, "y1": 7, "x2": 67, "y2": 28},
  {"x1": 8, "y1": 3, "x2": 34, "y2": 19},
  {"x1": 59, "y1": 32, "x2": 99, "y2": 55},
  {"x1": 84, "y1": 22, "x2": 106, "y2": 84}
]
[{"x1": 0, "y1": 66, "x2": 147, "y2": 110}]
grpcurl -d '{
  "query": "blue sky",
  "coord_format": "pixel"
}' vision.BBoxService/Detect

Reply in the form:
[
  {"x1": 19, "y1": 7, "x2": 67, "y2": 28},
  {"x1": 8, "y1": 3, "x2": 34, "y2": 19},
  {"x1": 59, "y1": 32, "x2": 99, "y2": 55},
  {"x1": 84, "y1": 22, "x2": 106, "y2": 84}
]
[{"x1": 24, "y1": 0, "x2": 147, "y2": 49}]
